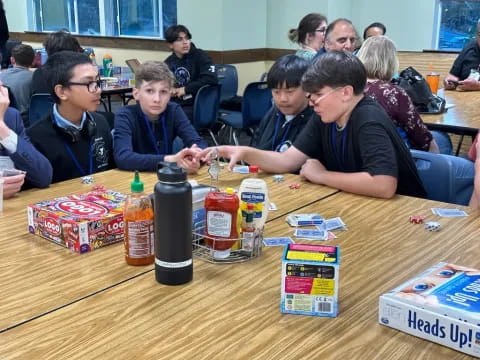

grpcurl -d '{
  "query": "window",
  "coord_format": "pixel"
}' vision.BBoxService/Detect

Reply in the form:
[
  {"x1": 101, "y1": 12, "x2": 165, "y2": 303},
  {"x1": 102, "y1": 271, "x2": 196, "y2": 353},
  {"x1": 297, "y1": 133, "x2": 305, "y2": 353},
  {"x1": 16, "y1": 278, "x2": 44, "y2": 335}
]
[
  {"x1": 31, "y1": 0, "x2": 177, "y2": 39},
  {"x1": 438, "y1": 0, "x2": 480, "y2": 51}
]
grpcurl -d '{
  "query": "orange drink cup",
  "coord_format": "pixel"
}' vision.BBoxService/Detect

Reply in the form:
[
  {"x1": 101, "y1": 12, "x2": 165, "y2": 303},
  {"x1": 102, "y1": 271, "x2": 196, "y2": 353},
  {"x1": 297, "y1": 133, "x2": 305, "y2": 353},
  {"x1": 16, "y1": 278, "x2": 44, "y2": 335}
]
[{"x1": 426, "y1": 73, "x2": 440, "y2": 94}]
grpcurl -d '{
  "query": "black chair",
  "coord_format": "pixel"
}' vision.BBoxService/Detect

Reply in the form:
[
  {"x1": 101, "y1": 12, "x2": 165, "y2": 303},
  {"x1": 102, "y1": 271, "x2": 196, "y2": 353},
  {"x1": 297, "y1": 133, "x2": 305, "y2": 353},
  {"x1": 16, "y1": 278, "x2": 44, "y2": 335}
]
[
  {"x1": 193, "y1": 84, "x2": 221, "y2": 146},
  {"x1": 218, "y1": 81, "x2": 273, "y2": 145},
  {"x1": 29, "y1": 93, "x2": 54, "y2": 126}
]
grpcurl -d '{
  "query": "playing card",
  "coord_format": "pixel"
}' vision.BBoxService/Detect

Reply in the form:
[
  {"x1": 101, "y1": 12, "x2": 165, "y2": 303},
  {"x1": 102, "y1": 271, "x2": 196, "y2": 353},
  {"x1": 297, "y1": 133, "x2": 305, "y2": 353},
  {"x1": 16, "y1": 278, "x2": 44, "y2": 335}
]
[
  {"x1": 269, "y1": 202, "x2": 278, "y2": 211},
  {"x1": 321, "y1": 217, "x2": 347, "y2": 231},
  {"x1": 232, "y1": 166, "x2": 250, "y2": 174},
  {"x1": 293, "y1": 229, "x2": 328, "y2": 240},
  {"x1": 263, "y1": 237, "x2": 294, "y2": 246},
  {"x1": 286, "y1": 213, "x2": 324, "y2": 227},
  {"x1": 431, "y1": 208, "x2": 468, "y2": 217}
]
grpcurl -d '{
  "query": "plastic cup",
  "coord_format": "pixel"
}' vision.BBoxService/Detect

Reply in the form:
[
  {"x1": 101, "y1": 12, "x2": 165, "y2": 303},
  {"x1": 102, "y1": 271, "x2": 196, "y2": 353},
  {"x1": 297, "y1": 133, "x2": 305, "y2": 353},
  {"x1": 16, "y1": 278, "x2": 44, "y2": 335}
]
[
  {"x1": 426, "y1": 73, "x2": 440, "y2": 94},
  {"x1": 0, "y1": 178, "x2": 4, "y2": 213}
]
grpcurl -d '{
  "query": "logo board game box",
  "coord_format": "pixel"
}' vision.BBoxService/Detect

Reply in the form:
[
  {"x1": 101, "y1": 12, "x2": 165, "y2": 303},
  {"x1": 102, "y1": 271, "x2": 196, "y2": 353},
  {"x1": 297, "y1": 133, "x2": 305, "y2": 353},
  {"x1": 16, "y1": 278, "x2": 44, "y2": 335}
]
[
  {"x1": 281, "y1": 243, "x2": 340, "y2": 317},
  {"x1": 27, "y1": 187, "x2": 126, "y2": 254},
  {"x1": 379, "y1": 262, "x2": 480, "y2": 357}
]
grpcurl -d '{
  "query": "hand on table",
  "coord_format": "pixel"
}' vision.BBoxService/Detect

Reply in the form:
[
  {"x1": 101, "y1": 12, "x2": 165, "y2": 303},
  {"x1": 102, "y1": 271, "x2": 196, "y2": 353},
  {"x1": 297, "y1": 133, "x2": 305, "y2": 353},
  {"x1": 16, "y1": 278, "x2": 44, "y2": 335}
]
[
  {"x1": 1, "y1": 174, "x2": 26, "y2": 199},
  {"x1": 299, "y1": 159, "x2": 327, "y2": 184},
  {"x1": 165, "y1": 145, "x2": 202, "y2": 174},
  {"x1": 443, "y1": 74, "x2": 459, "y2": 90},
  {"x1": 196, "y1": 146, "x2": 246, "y2": 171},
  {"x1": 456, "y1": 78, "x2": 480, "y2": 91}
]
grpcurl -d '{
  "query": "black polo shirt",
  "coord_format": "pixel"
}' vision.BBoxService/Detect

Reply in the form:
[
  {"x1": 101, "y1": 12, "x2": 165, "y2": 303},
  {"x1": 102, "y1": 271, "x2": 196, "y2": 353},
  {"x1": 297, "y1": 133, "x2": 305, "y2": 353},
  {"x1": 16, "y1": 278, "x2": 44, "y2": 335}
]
[{"x1": 450, "y1": 41, "x2": 480, "y2": 80}]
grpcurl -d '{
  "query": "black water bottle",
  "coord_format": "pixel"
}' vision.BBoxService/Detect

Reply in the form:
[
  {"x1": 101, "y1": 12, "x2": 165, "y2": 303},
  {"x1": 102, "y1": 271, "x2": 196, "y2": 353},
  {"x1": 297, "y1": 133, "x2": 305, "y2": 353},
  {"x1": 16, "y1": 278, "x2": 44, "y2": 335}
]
[{"x1": 154, "y1": 162, "x2": 193, "y2": 285}]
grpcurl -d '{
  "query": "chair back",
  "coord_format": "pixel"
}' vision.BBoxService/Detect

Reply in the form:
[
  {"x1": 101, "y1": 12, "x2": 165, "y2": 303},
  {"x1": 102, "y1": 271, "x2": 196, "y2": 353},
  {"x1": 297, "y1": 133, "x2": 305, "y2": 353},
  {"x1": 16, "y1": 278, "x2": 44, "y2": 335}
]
[
  {"x1": 242, "y1": 81, "x2": 273, "y2": 128},
  {"x1": 215, "y1": 64, "x2": 238, "y2": 101},
  {"x1": 193, "y1": 84, "x2": 221, "y2": 130},
  {"x1": 410, "y1": 150, "x2": 474, "y2": 205},
  {"x1": 29, "y1": 93, "x2": 54, "y2": 126}
]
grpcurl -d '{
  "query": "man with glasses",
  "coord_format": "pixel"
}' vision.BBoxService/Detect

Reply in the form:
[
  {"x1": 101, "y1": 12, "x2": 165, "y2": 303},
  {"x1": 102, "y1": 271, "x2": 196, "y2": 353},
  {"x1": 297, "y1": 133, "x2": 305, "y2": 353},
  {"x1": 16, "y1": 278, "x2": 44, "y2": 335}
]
[
  {"x1": 444, "y1": 19, "x2": 480, "y2": 91},
  {"x1": 164, "y1": 24, "x2": 217, "y2": 122},
  {"x1": 27, "y1": 51, "x2": 114, "y2": 183},
  {"x1": 197, "y1": 51, "x2": 426, "y2": 199}
]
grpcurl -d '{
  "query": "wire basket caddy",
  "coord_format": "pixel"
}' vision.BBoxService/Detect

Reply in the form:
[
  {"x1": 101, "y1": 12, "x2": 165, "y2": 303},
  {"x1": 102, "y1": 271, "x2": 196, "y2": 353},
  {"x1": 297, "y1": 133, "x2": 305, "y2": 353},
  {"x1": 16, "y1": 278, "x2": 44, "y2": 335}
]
[{"x1": 192, "y1": 219, "x2": 263, "y2": 264}]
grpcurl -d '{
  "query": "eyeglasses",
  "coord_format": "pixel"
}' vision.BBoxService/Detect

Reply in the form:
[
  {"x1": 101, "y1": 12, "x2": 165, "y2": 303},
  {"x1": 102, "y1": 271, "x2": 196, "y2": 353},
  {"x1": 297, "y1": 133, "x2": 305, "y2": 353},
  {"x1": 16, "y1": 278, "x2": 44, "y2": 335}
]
[
  {"x1": 66, "y1": 79, "x2": 101, "y2": 93},
  {"x1": 315, "y1": 28, "x2": 327, "y2": 34},
  {"x1": 306, "y1": 87, "x2": 342, "y2": 104}
]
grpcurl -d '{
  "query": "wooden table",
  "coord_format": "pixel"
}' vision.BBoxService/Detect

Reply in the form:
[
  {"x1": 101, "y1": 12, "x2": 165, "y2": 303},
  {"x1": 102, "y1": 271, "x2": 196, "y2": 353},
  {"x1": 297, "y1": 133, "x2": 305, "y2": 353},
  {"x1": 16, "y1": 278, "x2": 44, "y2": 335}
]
[
  {"x1": 2, "y1": 192, "x2": 477, "y2": 359},
  {"x1": 0, "y1": 168, "x2": 337, "y2": 332}
]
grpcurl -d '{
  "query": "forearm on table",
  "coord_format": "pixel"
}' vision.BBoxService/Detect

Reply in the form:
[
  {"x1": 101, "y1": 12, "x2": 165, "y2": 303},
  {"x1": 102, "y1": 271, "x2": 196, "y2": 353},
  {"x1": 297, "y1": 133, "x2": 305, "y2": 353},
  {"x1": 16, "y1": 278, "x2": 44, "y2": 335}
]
[
  {"x1": 236, "y1": 147, "x2": 302, "y2": 174},
  {"x1": 318, "y1": 171, "x2": 397, "y2": 199}
]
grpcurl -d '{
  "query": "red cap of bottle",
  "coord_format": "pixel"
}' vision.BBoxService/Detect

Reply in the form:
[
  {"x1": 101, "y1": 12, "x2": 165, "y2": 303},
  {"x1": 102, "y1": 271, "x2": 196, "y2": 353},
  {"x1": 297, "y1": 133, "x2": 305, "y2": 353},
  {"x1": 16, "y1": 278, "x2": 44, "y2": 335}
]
[
  {"x1": 249, "y1": 165, "x2": 259, "y2": 173},
  {"x1": 247, "y1": 203, "x2": 254, "y2": 210}
]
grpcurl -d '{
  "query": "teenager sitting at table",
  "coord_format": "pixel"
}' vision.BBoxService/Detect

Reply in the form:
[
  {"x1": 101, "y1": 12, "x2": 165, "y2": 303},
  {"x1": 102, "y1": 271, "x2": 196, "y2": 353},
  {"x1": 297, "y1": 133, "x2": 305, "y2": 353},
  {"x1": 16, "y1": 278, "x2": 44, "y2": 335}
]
[
  {"x1": 164, "y1": 24, "x2": 217, "y2": 122},
  {"x1": 197, "y1": 51, "x2": 426, "y2": 199},
  {"x1": 113, "y1": 61, "x2": 206, "y2": 173},
  {"x1": 27, "y1": 51, "x2": 114, "y2": 183},
  {"x1": 357, "y1": 36, "x2": 440, "y2": 153},
  {"x1": 288, "y1": 13, "x2": 328, "y2": 61},
  {"x1": 444, "y1": 19, "x2": 480, "y2": 92},
  {"x1": 31, "y1": 30, "x2": 83, "y2": 95},
  {"x1": 251, "y1": 54, "x2": 313, "y2": 152},
  {"x1": 0, "y1": 84, "x2": 52, "y2": 197}
]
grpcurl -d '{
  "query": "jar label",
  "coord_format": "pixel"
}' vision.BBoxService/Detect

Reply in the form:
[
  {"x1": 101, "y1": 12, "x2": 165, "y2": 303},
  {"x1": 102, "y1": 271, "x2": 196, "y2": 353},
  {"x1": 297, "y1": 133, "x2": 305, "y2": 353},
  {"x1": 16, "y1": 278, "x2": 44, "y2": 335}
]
[{"x1": 207, "y1": 211, "x2": 232, "y2": 237}]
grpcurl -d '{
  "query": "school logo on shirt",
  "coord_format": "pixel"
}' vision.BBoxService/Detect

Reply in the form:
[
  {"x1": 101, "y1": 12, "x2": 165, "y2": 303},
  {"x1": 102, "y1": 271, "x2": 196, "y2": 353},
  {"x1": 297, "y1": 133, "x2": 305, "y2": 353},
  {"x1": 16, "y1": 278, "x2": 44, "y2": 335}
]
[
  {"x1": 93, "y1": 137, "x2": 109, "y2": 169},
  {"x1": 174, "y1": 66, "x2": 191, "y2": 87}
]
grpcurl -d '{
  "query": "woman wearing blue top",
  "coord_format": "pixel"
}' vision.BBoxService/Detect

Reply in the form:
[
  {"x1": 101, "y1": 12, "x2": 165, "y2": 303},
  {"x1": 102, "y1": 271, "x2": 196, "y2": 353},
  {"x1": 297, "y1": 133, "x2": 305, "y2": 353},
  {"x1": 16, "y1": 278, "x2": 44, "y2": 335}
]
[
  {"x1": 113, "y1": 61, "x2": 206, "y2": 173},
  {"x1": 288, "y1": 13, "x2": 328, "y2": 61}
]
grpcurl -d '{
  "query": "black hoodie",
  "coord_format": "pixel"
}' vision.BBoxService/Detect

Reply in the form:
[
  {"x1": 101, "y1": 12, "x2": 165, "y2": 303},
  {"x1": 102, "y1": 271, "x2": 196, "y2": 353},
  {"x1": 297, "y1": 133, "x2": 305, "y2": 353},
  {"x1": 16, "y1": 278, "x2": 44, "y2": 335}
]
[{"x1": 164, "y1": 42, "x2": 217, "y2": 106}]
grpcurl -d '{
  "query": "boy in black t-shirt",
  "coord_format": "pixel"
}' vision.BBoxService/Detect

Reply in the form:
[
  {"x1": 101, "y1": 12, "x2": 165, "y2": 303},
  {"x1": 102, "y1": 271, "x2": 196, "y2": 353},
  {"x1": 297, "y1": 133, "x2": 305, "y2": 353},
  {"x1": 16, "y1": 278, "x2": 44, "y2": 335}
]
[
  {"x1": 27, "y1": 51, "x2": 114, "y2": 183},
  {"x1": 197, "y1": 51, "x2": 425, "y2": 199}
]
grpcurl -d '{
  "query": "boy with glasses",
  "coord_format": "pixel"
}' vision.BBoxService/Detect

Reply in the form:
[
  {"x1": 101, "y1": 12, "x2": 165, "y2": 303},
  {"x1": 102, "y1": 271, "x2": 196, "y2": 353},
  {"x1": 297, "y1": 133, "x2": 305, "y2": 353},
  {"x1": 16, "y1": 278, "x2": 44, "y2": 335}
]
[
  {"x1": 113, "y1": 61, "x2": 206, "y2": 173},
  {"x1": 198, "y1": 51, "x2": 426, "y2": 199},
  {"x1": 164, "y1": 24, "x2": 217, "y2": 121},
  {"x1": 27, "y1": 51, "x2": 114, "y2": 183}
]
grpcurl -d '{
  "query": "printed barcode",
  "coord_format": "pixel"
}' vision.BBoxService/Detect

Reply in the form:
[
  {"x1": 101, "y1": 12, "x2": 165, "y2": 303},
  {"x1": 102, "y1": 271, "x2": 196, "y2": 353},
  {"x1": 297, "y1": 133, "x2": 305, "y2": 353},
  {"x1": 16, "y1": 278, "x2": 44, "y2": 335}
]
[{"x1": 317, "y1": 302, "x2": 332, "y2": 313}]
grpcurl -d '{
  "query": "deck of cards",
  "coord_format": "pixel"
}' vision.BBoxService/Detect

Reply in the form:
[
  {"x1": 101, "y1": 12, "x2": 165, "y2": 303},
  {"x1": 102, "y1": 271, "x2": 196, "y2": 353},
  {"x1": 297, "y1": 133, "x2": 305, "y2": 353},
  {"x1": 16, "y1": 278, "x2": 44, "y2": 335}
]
[
  {"x1": 286, "y1": 213, "x2": 324, "y2": 227},
  {"x1": 317, "y1": 217, "x2": 347, "y2": 231},
  {"x1": 431, "y1": 208, "x2": 468, "y2": 217}
]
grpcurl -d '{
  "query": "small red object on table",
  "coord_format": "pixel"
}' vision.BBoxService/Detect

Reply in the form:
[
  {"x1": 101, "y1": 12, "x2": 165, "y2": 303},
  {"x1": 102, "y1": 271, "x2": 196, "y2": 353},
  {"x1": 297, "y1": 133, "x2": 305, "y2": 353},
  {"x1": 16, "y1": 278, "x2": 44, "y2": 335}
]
[
  {"x1": 289, "y1": 183, "x2": 300, "y2": 189},
  {"x1": 409, "y1": 215, "x2": 426, "y2": 224}
]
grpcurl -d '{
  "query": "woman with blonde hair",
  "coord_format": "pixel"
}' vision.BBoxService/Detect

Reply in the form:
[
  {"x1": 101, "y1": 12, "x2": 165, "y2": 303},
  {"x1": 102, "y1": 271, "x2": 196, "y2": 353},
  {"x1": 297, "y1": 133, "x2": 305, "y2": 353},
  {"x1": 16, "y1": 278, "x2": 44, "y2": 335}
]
[
  {"x1": 357, "y1": 35, "x2": 439, "y2": 153},
  {"x1": 288, "y1": 13, "x2": 327, "y2": 60}
]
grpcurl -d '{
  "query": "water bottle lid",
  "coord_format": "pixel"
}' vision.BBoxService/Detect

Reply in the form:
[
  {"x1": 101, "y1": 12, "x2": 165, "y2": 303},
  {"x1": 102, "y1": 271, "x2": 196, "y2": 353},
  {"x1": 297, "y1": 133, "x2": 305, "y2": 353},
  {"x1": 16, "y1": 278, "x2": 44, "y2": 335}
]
[{"x1": 157, "y1": 162, "x2": 187, "y2": 182}]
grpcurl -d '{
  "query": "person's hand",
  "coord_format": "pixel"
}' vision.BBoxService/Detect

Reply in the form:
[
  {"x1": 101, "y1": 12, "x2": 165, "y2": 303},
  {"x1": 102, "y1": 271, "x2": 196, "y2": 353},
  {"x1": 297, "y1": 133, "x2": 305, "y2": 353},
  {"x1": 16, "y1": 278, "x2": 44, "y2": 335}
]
[
  {"x1": 457, "y1": 78, "x2": 480, "y2": 91},
  {"x1": 196, "y1": 146, "x2": 245, "y2": 171},
  {"x1": 1, "y1": 174, "x2": 26, "y2": 199},
  {"x1": 171, "y1": 87, "x2": 186, "y2": 98},
  {"x1": 299, "y1": 159, "x2": 327, "y2": 183},
  {"x1": 0, "y1": 84, "x2": 10, "y2": 123},
  {"x1": 165, "y1": 147, "x2": 201, "y2": 174},
  {"x1": 443, "y1": 74, "x2": 459, "y2": 90}
]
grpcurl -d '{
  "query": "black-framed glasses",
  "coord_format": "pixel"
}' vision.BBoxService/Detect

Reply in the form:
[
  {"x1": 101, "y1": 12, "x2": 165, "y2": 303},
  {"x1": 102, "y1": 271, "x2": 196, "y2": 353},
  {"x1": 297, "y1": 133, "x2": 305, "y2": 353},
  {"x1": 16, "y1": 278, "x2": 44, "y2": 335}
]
[
  {"x1": 66, "y1": 79, "x2": 101, "y2": 93},
  {"x1": 315, "y1": 28, "x2": 327, "y2": 33}
]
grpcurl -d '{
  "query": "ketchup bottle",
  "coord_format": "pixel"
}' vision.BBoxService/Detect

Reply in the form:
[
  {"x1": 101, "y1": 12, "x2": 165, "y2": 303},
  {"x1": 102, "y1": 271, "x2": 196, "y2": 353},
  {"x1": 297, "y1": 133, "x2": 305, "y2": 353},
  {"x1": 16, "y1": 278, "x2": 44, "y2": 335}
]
[{"x1": 204, "y1": 190, "x2": 239, "y2": 259}]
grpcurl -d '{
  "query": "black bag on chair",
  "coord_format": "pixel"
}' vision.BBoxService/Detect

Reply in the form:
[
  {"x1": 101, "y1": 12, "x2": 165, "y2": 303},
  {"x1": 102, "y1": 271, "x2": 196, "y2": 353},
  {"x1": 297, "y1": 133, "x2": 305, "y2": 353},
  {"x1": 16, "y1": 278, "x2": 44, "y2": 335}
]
[{"x1": 392, "y1": 66, "x2": 446, "y2": 114}]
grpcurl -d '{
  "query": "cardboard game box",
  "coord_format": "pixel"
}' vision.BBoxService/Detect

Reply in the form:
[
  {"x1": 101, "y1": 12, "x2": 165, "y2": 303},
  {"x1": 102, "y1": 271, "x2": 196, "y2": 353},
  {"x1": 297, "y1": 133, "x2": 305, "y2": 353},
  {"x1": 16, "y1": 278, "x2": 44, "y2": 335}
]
[
  {"x1": 27, "y1": 187, "x2": 126, "y2": 254},
  {"x1": 281, "y1": 243, "x2": 340, "y2": 317},
  {"x1": 379, "y1": 262, "x2": 480, "y2": 357}
]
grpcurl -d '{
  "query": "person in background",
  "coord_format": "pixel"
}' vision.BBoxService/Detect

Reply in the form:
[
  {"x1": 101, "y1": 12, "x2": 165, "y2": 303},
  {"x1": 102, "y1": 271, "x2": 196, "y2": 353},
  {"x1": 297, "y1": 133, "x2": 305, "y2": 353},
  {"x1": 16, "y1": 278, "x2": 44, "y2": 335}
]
[
  {"x1": 363, "y1": 22, "x2": 386, "y2": 40},
  {"x1": 0, "y1": 84, "x2": 52, "y2": 197},
  {"x1": 164, "y1": 24, "x2": 217, "y2": 122},
  {"x1": 0, "y1": 0, "x2": 9, "y2": 69},
  {"x1": 357, "y1": 36, "x2": 439, "y2": 153},
  {"x1": 323, "y1": 18, "x2": 358, "y2": 53},
  {"x1": 198, "y1": 51, "x2": 426, "y2": 199},
  {"x1": 0, "y1": 44, "x2": 35, "y2": 126},
  {"x1": 288, "y1": 13, "x2": 328, "y2": 60},
  {"x1": 251, "y1": 54, "x2": 313, "y2": 152},
  {"x1": 114, "y1": 61, "x2": 206, "y2": 173},
  {"x1": 27, "y1": 51, "x2": 114, "y2": 183},
  {"x1": 30, "y1": 30, "x2": 83, "y2": 95},
  {"x1": 444, "y1": 19, "x2": 480, "y2": 91}
]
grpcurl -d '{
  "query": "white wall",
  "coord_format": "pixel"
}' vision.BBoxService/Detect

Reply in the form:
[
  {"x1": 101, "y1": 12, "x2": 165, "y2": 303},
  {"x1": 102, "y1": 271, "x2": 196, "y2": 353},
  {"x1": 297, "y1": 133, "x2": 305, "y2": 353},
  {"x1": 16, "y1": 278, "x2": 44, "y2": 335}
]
[{"x1": 4, "y1": 0, "x2": 28, "y2": 32}]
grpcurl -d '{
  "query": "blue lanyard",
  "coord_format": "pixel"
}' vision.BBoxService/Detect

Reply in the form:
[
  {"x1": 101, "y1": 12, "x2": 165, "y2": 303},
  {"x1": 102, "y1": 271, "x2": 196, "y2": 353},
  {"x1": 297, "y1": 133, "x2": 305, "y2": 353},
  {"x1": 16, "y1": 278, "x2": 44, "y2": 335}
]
[
  {"x1": 331, "y1": 124, "x2": 348, "y2": 171},
  {"x1": 144, "y1": 113, "x2": 168, "y2": 155},
  {"x1": 271, "y1": 113, "x2": 293, "y2": 151},
  {"x1": 64, "y1": 139, "x2": 93, "y2": 176}
]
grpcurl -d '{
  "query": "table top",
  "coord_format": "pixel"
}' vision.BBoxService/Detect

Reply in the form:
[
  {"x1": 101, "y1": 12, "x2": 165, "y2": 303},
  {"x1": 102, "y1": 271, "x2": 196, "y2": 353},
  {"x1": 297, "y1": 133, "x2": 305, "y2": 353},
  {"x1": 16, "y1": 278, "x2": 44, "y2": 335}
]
[
  {"x1": 2, "y1": 192, "x2": 477, "y2": 359},
  {"x1": 0, "y1": 167, "x2": 337, "y2": 332},
  {"x1": 422, "y1": 89, "x2": 480, "y2": 135},
  {"x1": 101, "y1": 86, "x2": 133, "y2": 95}
]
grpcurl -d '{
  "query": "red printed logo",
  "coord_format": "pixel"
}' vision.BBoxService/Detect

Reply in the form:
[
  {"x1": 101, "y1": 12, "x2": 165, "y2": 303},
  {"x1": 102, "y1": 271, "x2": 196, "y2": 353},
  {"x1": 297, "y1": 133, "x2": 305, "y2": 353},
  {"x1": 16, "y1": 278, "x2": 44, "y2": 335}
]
[
  {"x1": 44, "y1": 217, "x2": 61, "y2": 235},
  {"x1": 105, "y1": 217, "x2": 124, "y2": 234},
  {"x1": 56, "y1": 200, "x2": 109, "y2": 217}
]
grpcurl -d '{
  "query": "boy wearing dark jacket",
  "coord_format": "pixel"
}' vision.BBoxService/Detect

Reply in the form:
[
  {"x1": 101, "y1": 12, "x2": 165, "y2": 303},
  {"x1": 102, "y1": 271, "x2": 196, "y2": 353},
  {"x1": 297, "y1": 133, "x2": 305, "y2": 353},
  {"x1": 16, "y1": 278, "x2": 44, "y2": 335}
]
[
  {"x1": 164, "y1": 24, "x2": 217, "y2": 121},
  {"x1": 113, "y1": 61, "x2": 206, "y2": 173},
  {"x1": 251, "y1": 54, "x2": 313, "y2": 152},
  {"x1": 27, "y1": 51, "x2": 114, "y2": 183}
]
